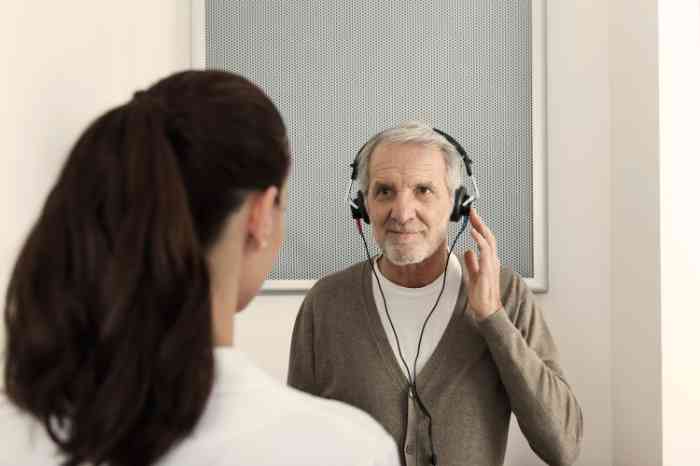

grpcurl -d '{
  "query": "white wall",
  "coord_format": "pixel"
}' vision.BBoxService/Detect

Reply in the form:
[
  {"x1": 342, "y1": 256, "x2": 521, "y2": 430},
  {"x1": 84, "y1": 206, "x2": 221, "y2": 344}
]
[
  {"x1": 238, "y1": 2, "x2": 615, "y2": 465},
  {"x1": 0, "y1": 1, "x2": 191, "y2": 374},
  {"x1": 658, "y1": 0, "x2": 700, "y2": 463},
  {"x1": 609, "y1": 0, "x2": 663, "y2": 464}
]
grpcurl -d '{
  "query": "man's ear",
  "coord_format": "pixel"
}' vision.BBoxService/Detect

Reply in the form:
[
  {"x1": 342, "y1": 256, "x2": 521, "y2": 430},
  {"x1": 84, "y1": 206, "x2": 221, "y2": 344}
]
[{"x1": 246, "y1": 186, "x2": 279, "y2": 249}]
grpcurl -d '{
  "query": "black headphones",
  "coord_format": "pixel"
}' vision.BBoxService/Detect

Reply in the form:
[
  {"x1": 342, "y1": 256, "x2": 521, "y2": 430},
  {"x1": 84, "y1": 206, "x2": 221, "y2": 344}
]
[{"x1": 348, "y1": 128, "x2": 478, "y2": 224}]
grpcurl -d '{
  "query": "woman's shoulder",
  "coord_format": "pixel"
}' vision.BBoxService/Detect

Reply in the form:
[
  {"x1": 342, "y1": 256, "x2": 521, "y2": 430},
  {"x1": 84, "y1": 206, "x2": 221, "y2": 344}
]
[
  {"x1": 165, "y1": 349, "x2": 399, "y2": 466},
  {"x1": 169, "y1": 374, "x2": 399, "y2": 466}
]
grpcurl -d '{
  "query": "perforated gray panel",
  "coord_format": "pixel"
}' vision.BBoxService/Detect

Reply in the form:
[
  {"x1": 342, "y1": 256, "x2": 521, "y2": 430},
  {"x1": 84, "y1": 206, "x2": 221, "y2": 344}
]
[{"x1": 205, "y1": 0, "x2": 533, "y2": 281}]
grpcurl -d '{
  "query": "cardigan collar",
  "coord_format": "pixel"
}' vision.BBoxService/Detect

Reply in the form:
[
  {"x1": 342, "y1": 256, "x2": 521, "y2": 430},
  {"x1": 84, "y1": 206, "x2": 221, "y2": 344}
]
[{"x1": 358, "y1": 254, "x2": 487, "y2": 398}]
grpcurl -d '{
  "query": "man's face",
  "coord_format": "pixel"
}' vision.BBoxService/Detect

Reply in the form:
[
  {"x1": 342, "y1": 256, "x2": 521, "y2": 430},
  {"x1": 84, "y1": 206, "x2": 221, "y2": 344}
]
[{"x1": 366, "y1": 142, "x2": 452, "y2": 266}]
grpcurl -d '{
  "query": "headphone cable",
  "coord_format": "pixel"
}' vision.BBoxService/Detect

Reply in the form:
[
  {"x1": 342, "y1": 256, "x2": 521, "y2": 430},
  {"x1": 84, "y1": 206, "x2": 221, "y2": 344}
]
[{"x1": 355, "y1": 215, "x2": 470, "y2": 466}]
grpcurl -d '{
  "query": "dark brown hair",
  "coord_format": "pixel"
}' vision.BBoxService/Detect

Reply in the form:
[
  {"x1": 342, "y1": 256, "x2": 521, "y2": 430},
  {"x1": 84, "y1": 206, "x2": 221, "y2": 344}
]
[{"x1": 3, "y1": 70, "x2": 289, "y2": 466}]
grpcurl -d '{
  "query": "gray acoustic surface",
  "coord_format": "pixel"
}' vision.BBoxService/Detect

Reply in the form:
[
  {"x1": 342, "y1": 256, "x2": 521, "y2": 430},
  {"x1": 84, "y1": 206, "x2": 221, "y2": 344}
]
[{"x1": 205, "y1": 0, "x2": 533, "y2": 282}]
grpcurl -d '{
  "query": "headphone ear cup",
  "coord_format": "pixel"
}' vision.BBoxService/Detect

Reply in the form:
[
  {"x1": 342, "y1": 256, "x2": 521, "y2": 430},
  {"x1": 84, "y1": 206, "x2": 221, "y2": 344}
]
[
  {"x1": 358, "y1": 191, "x2": 370, "y2": 224},
  {"x1": 450, "y1": 186, "x2": 469, "y2": 222},
  {"x1": 351, "y1": 191, "x2": 371, "y2": 224}
]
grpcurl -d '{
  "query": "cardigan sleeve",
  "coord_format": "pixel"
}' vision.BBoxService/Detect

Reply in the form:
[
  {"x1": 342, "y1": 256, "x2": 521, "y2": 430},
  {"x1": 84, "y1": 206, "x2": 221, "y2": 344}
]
[
  {"x1": 476, "y1": 271, "x2": 584, "y2": 466},
  {"x1": 287, "y1": 295, "x2": 319, "y2": 395}
]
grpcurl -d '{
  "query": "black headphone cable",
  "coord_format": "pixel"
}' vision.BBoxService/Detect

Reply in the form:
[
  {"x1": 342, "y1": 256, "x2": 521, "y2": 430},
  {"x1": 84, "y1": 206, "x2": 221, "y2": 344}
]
[{"x1": 355, "y1": 215, "x2": 470, "y2": 466}]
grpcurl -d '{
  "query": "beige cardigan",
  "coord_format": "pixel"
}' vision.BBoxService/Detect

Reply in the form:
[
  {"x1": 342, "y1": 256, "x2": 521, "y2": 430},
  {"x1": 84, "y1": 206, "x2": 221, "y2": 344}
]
[{"x1": 288, "y1": 260, "x2": 583, "y2": 466}]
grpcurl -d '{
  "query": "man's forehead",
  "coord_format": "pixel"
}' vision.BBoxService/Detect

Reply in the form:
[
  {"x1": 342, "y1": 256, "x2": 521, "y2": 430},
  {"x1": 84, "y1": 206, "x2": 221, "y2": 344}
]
[
  {"x1": 369, "y1": 142, "x2": 447, "y2": 182},
  {"x1": 373, "y1": 141, "x2": 442, "y2": 157}
]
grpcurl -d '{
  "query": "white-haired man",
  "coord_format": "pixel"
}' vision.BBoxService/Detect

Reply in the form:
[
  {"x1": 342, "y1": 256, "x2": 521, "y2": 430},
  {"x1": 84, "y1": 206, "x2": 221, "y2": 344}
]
[{"x1": 288, "y1": 121, "x2": 583, "y2": 466}]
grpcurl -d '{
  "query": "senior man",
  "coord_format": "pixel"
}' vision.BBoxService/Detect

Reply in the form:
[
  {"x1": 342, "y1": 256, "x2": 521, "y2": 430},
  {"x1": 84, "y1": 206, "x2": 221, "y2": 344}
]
[{"x1": 288, "y1": 121, "x2": 583, "y2": 466}]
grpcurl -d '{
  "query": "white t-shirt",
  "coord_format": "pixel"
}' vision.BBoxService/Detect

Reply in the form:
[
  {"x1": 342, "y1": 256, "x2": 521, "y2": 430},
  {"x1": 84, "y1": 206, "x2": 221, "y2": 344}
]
[
  {"x1": 372, "y1": 252, "x2": 463, "y2": 381},
  {"x1": 0, "y1": 348, "x2": 400, "y2": 466}
]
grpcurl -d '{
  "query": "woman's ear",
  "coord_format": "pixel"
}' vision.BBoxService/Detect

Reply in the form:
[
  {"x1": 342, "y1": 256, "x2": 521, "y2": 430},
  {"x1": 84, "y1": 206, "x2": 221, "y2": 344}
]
[{"x1": 245, "y1": 186, "x2": 279, "y2": 250}]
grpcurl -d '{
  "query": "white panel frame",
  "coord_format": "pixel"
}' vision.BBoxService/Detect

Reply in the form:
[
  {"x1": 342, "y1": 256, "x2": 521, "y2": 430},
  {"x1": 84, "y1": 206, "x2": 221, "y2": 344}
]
[
  {"x1": 529, "y1": 0, "x2": 549, "y2": 293},
  {"x1": 190, "y1": 0, "x2": 549, "y2": 293}
]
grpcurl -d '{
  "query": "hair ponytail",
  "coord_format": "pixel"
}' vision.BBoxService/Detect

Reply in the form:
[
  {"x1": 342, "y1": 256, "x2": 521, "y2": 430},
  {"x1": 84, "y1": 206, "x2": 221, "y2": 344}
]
[{"x1": 5, "y1": 92, "x2": 214, "y2": 466}]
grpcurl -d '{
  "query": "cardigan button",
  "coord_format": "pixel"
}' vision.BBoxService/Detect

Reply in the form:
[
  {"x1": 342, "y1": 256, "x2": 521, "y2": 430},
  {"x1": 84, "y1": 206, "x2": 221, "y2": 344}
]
[{"x1": 405, "y1": 444, "x2": 415, "y2": 455}]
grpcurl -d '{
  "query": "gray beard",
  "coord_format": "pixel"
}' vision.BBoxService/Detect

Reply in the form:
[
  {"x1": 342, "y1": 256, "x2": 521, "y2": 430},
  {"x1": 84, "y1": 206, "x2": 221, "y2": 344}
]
[
  {"x1": 382, "y1": 243, "x2": 428, "y2": 266},
  {"x1": 380, "y1": 235, "x2": 443, "y2": 266},
  {"x1": 374, "y1": 221, "x2": 449, "y2": 267}
]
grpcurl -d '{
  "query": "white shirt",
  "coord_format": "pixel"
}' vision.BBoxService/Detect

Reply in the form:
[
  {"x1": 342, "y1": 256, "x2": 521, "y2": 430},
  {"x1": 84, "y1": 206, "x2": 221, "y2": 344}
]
[
  {"x1": 0, "y1": 348, "x2": 400, "y2": 466},
  {"x1": 372, "y1": 252, "x2": 463, "y2": 381}
]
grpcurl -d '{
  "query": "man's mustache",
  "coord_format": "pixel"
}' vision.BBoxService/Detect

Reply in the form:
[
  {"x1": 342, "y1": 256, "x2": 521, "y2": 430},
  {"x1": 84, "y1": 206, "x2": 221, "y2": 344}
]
[{"x1": 383, "y1": 222, "x2": 425, "y2": 234}]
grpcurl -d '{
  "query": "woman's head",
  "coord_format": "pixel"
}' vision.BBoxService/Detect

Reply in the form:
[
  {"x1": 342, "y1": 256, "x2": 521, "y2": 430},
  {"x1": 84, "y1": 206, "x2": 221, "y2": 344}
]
[
  {"x1": 3, "y1": 70, "x2": 290, "y2": 466},
  {"x1": 142, "y1": 70, "x2": 290, "y2": 307}
]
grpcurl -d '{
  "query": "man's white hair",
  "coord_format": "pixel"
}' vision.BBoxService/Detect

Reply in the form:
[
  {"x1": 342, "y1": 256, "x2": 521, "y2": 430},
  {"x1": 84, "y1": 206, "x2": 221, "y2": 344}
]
[{"x1": 356, "y1": 121, "x2": 463, "y2": 195}]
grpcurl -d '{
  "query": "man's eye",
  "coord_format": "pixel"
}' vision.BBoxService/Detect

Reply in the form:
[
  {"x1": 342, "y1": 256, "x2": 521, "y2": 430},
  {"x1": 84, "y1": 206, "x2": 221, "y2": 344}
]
[
  {"x1": 417, "y1": 186, "x2": 432, "y2": 195},
  {"x1": 376, "y1": 187, "x2": 391, "y2": 197}
]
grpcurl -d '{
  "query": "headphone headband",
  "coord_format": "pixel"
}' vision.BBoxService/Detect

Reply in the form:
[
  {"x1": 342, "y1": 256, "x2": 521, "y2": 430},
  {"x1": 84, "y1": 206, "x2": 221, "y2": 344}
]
[{"x1": 432, "y1": 128, "x2": 473, "y2": 177}]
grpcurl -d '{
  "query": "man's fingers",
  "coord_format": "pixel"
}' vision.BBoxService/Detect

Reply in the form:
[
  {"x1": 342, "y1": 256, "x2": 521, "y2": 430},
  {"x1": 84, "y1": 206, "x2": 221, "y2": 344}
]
[
  {"x1": 464, "y1": 250, "x2": 479, "y2": 281},
  {"x1": 471, "y1": 225, "x2": 501, "y2": 276},
  {"x1": 470, "y1": 225, "x2": 491, "y2": 257},
  {"x1": 470, "y1": 209, "x2": 498, "y2": 254}
]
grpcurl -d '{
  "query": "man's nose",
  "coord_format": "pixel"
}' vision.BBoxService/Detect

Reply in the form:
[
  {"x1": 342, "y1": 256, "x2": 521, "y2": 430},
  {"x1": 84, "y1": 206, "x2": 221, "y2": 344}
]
[{"x1": 390, "y1": 191, "x2": 416, "y2": 224}]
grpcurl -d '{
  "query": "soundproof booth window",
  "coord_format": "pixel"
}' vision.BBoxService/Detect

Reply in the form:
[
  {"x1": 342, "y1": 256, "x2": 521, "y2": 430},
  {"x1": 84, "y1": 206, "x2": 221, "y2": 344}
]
[{"x1": 194, "y1": 0, "x2": 547, "y2": 291}]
